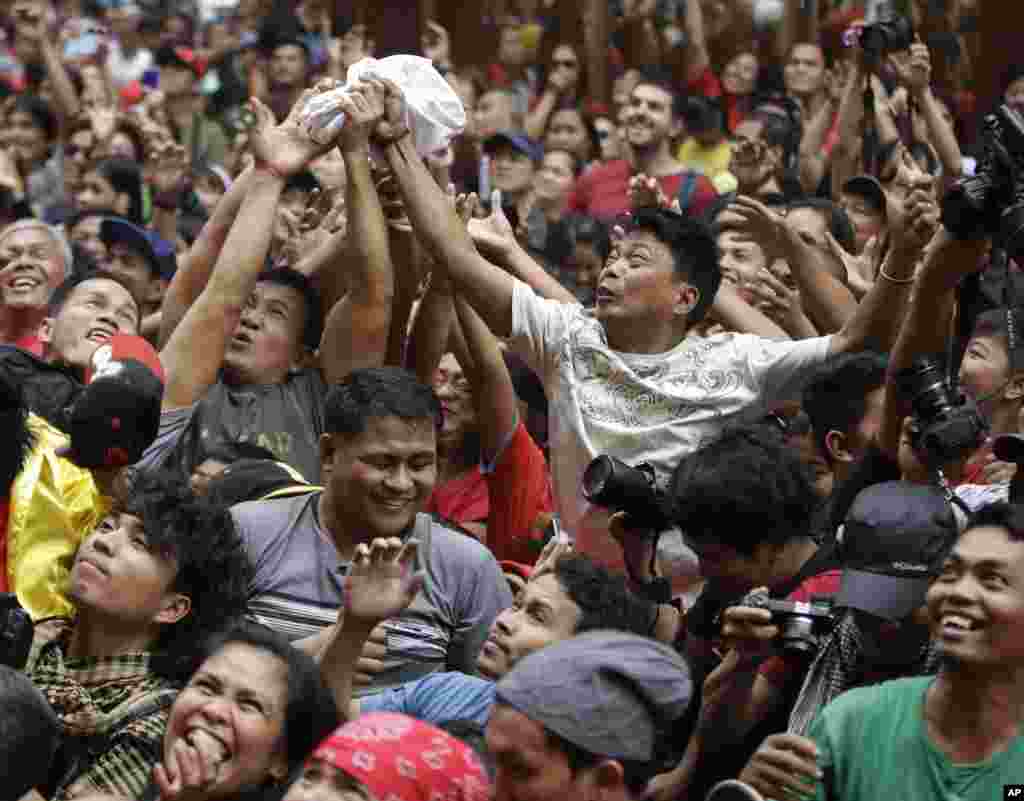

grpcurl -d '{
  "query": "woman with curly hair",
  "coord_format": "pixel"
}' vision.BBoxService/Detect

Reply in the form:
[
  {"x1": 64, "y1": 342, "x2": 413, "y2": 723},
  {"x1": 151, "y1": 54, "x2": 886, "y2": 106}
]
[{"x1": 25, "y1": 470, "x2": 254, "y2": 800}]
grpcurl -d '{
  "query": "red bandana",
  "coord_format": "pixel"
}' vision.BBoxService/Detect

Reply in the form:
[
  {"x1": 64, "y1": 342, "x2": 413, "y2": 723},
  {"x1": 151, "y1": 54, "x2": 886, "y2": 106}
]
[{"x1": 310, "y1": 713, "x2": 491, "y2": 801}]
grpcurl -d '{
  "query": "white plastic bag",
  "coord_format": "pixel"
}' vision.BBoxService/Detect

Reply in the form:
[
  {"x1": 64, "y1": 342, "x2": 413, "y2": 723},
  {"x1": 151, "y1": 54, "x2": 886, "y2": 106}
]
[{"x1": 300, "y1": 55, "x2": 466, "y2": 155}]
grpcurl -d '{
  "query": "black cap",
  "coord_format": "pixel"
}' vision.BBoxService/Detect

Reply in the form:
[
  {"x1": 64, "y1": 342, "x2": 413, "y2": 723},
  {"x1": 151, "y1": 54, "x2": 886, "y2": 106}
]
[
  {"x1": 836, "y1": 481, "x2": 961, "y2": 620},
  {"x1": 70, "y1": 335, "x2": 165, "y2": 469}
]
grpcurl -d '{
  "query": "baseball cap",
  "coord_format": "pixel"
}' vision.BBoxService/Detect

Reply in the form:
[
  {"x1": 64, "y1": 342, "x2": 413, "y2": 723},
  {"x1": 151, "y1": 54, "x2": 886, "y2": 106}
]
[
  {"x1": 69, "y1": 335, "x2": 165, "y2": 469},
  {"x1": 841, "y1": 175, "x2": 887, "y2": 217},
  {"x1": 483, "y1": 131, "x2": 543, "y2": 163},
  {"x1": 100, "y1": 217, "x2": 177, "y2": 279},
  {"x1": 154, "y1": 45, "x2": 207, "y2": 78},
  {"x1": 836, "y1": 481, "x2": 961, "y2": 621},
  {"x1": 495, "y1": 631, "x2": 693, "y2": 763}
]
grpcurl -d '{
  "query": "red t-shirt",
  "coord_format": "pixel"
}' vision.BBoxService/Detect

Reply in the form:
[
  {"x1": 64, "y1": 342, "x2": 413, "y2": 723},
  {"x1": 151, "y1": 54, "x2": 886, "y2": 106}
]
[
  {"x1": 427, "y1": 422, "x2": 553, "y2": 563},
  {"x1": 428, "y1": 468, "x2": 489, "y2": 526},
  {"x1": 485, "y1": 421, "x2": 554, "y2": 564},
  {"x1": 758, "y1": 569, "x2": 842, "y2": 687},
  {"x1": 568, "y1": 160, "x2": 717, "y2": 221}
]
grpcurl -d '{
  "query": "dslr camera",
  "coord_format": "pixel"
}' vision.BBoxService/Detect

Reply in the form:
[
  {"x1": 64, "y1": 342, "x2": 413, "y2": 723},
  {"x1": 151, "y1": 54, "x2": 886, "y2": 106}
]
[
  {"x1": 941, "y1": 103, "x2": 1024, "y2": 263},
  {"x1": 896, "y1": 356, "x2": 988, "y2": 467},
  {"x1": 742, "y1": 588, "x2": 835, "y2": 658},
  {"x1": 0, "y1": 593, "x2": 33, "y2": 670},
  {"x1": 582, "y1": 455, "x2": 672, "y2": 533},
  {"x1": 858, "y1": 14, "x2": 914, "y2": 67}
]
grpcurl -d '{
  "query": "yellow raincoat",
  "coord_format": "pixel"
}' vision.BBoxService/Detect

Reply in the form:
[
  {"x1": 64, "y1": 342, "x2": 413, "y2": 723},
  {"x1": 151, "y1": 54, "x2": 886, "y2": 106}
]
[{"x1": 7, "y1": 414, "x2": 111, "y2": 620}]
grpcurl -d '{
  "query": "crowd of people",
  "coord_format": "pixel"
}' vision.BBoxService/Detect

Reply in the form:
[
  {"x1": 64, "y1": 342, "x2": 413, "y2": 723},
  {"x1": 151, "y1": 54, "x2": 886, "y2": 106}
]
[{"x1": 0, "y1": 0, "x2": 1021, "y2": 800}]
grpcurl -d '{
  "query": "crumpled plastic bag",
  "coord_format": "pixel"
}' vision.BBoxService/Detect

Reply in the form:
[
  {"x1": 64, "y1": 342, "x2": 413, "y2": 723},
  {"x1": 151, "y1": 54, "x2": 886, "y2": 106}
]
[{"x1": 300, "y1": 55, "x2": 466, "y2": 155}]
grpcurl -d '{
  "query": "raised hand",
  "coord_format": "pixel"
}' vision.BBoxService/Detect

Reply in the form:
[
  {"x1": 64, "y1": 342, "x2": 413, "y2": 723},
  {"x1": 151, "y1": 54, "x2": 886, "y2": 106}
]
[
  {"x1": 343, "y1": 538, "x2": 424, "y2": 631},
  {"x1": 467, "y1": 190, "x2": 518, "y2": 255},
  {"x1": 628, "y1": 173, "x2": 670, "y2": 211},
  {"x1": 145, "y1": 141, "x2": 189, "y2": 195},
  {"x1": 531, "y1": 528, "x2": 572, "y2": 580},
  {"x1": 12, "y1": 0, "x2": 50, "y2": 43},
  {"x1": 248, "y1": 89, "x2": 341, "y2": 178},
  {"x1": 727, "y1": 196, "x2": 788, "y2": 263},
  {"x1": 826, "y1": 232, "x2": 881, "y2": 298},
  {"x1": 365, "y1": 78, "x2": 410, "y2": 145},
  {"x1": 335, "y1": 80, "x2": 386, "y2": 153},
  {"x1": 84, "y1": 100, "x2": 119, "y2": 142},
  {"x1": 889, "y1": 38, "x2": 932, "y2": 96},
  {"x1": 747, "y1": 268, "x2": 818, "y2": 338}
]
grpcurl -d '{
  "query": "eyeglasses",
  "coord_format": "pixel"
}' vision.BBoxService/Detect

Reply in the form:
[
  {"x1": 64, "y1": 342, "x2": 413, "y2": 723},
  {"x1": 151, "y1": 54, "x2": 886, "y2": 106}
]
[{"x1": 552, "y1": 59, "x2": 578, "y2": 69}]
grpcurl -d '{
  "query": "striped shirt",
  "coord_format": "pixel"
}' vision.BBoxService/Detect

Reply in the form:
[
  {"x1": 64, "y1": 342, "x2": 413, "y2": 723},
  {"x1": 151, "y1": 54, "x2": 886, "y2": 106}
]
[{"x1": 26, "y1": 619, "x2": 178, "y2": 799}]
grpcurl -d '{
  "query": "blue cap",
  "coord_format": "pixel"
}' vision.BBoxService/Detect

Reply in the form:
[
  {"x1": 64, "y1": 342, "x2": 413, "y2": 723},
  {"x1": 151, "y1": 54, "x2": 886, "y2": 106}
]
[
  {"x1": 483, "y1": 130, "x2": 543, "y2": 163},
  {"x1": 100, "y1": 217, "x2": 177, "y2": 279}
]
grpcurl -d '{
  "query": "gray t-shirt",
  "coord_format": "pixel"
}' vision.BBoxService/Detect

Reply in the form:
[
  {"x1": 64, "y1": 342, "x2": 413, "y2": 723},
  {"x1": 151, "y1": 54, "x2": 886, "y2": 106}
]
[
  {"x1": 232, "y1": 493, "x2": 513, "y2": 694},
  {"x1": 139, "y1": 369, "x2": 327, "y2": 482}
]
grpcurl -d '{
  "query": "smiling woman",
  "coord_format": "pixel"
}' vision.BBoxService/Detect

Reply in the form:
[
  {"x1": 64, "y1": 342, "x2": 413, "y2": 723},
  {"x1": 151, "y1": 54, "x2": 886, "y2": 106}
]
[{"x1": 146, "y1": 622, "x2": 338, "y2": 801}]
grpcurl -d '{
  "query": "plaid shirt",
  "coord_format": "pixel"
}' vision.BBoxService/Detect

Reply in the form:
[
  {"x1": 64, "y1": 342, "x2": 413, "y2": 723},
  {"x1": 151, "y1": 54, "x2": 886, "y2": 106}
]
[{"x1": 27, "y1": 619, "x2": 179, "y2": 799}]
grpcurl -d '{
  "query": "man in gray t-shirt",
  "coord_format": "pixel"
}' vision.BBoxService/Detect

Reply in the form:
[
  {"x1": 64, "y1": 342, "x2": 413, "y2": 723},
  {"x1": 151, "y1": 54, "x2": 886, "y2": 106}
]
[{"x1": 233, "y1": 367, "x2": 512, "y2": 695}]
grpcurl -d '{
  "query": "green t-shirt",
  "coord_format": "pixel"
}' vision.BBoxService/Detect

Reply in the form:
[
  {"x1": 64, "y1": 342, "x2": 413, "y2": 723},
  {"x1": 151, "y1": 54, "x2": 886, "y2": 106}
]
[{"x1": 808, "y1": 676, "x2": 1024, "y2": 801}]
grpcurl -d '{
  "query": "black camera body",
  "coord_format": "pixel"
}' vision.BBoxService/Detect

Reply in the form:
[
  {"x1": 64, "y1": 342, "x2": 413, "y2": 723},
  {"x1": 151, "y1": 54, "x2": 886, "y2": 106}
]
[
  {"x1": 744, "y1": 592, "x2": 835, "y2": 658},
  {"x1": 0, "y1": 593, "x2": 34, "y2": 670},
  {"x1": 582, "y1": 455, "x2": 672, "y2": 533},
  {"x1": 941, "y1": 104, "x2": 1024, "y2": 261},
  {"x1": 896, "y1": 357, "x2": 988, "y2": 467},
  {"x1": 859, "y1": 14, "x2": 914, "y2": 68}
]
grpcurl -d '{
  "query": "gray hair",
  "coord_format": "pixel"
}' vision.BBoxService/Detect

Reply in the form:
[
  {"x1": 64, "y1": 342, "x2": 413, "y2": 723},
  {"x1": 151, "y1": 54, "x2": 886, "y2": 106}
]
[{"x1": 0, "y1": 219, "x2": 74, "y2": 278}]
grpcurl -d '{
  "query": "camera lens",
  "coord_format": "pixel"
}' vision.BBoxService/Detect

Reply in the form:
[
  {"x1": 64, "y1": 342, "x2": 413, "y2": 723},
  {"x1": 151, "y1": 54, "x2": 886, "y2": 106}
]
[{"x1": 778, "y1": 615, "x2": 820, "y2": 656}]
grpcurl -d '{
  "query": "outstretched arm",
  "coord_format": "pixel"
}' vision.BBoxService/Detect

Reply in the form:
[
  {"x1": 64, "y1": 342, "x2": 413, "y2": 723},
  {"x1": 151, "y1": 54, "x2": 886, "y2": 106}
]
[
  {"x1": 317, "y1": 83, "x2": 395, "y2": 386},
  {"x1": 453, "y1": 292, "x2": 518, "y2": 465},
  {"x1": 374, "y1": 82, "x2": 520, "y2": 338},
  {"x1": 160, "y1": 96, "x2": 338, "y2": 409},
  {"x1": 830, "y1": 156, "x2": 940, "y2": 358},
  {"x1": 879, "y1": 228, "x2": 987, "y2": 458},
  {"x1": 158, "y1": 166, "x2": 256, "y2": 348}
]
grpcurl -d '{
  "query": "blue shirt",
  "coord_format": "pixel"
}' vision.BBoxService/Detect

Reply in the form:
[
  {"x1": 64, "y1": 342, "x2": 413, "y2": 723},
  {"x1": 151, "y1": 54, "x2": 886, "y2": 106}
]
[{"x1": 359, "y1": 671, "x2": 497, "y2": 727}]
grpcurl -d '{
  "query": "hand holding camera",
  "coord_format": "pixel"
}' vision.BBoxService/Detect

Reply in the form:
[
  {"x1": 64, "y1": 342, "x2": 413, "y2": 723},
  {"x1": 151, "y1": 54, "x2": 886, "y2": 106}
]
[
  {"x1": 720, "y1": 594, "x2": 779, "y2": 662},
  {"x1": 889, "y1": 38, "x2": 932, "y2": 97}
]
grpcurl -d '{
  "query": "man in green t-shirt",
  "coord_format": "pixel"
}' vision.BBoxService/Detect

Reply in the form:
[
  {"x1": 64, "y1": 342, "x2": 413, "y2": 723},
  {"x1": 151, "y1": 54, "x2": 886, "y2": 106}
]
[{"x1": 734, "y1": 502, "x2": 1024, "y2": 801}]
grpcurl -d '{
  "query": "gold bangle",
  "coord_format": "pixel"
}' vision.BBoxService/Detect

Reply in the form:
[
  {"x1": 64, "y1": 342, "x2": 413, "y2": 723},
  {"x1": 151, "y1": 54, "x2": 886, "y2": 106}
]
[{"x1": 878, "y1": 263, "x2": 917, "y2": 284}]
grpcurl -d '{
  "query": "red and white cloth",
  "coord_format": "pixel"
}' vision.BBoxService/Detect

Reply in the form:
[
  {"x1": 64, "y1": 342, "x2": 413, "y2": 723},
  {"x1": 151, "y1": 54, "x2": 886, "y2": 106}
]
[{"x1": 310, "y1": 713, "x2": 491, "y2": 801}]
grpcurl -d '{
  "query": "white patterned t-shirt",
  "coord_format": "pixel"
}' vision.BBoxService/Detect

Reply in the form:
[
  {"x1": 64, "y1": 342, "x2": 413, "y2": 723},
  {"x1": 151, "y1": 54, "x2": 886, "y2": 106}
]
[{"x1": 511, "y1": 280, "x2": 833, "y2": 569}]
